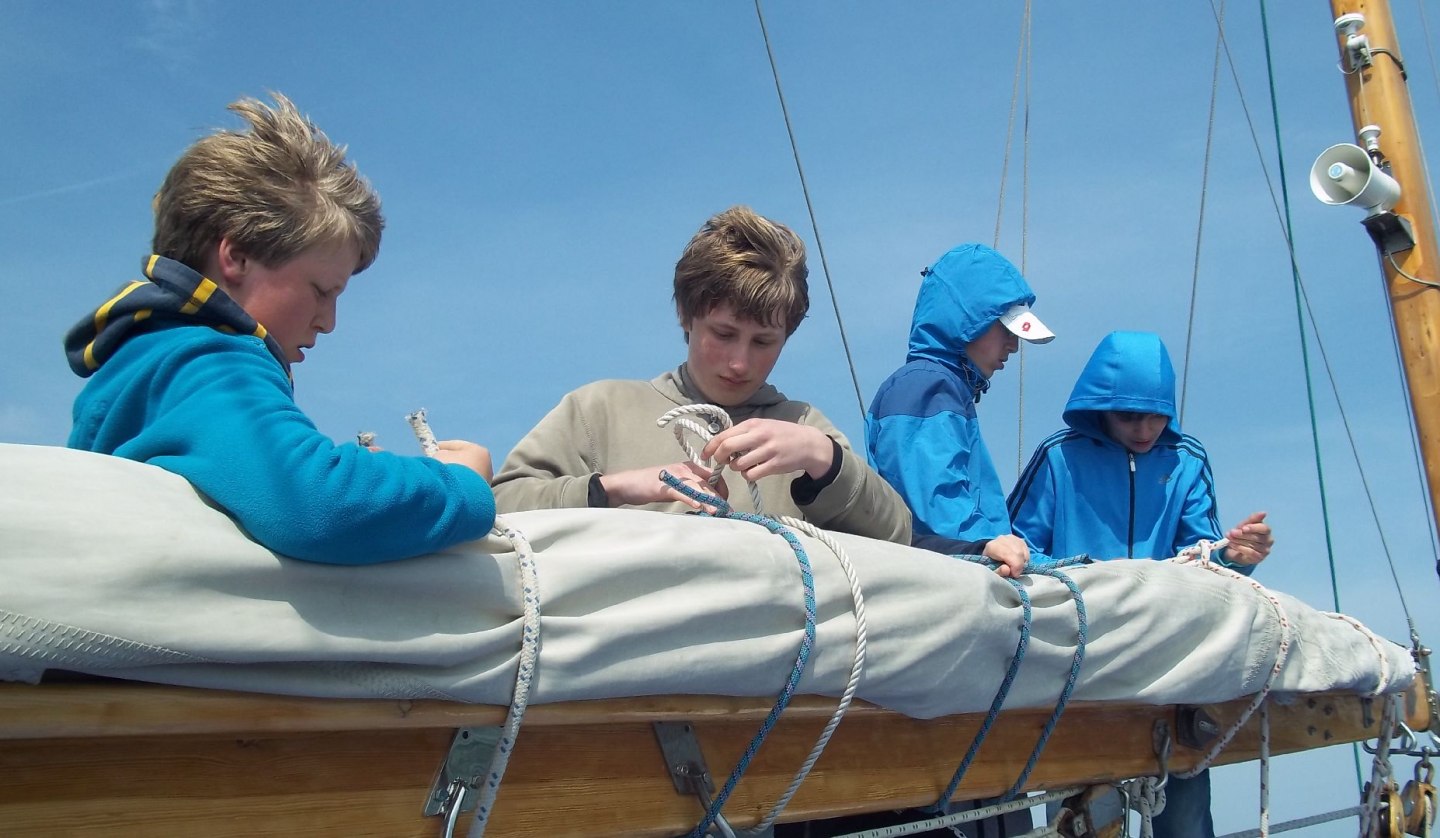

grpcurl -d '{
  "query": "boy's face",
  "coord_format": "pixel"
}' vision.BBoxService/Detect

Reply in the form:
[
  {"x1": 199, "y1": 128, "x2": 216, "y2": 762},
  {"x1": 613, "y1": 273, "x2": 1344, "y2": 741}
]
[
  {"x1": 682, "y1": 303, "x2": 787, "y2": 407},
  {"x1": 1101, "y1": 411, "x2": 1170, "y2": 454},
  {"x1": 964, "y1": 320, "x2": 1020, "y2": 378},
  {"x1": 223, "y1": 239, "x2": 359, "y2": 365}
]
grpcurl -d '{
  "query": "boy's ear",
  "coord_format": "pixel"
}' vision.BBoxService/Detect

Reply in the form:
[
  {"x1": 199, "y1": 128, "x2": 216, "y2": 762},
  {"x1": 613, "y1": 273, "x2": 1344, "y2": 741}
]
[
  {"x1": 676, "y1": 305, "x2": 691, "y2": 344},
  {"x1": 212, "y1": 238, "x2": 250, "y2": 288}
]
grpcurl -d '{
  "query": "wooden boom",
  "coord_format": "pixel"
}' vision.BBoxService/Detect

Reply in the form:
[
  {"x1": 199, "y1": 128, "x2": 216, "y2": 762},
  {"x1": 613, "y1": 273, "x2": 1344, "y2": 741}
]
[{"x1": 0, "y1": 681, "x2": 1428, "y2": 836}]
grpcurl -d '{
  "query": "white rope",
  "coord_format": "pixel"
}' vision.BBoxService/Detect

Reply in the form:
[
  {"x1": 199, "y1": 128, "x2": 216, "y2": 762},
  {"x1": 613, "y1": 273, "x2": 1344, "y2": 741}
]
[
  {"x1": 656, "y1": 403, "x2": 765, "y2": 511},
  {"x1": 403, "y1": 409, "x2": 540, "y2": 838},
  {"x1": 1360, "y1": 694, "x2": 1399, "y2": 837},
  {"x1": 406, "y1": 408, "x2": 440, "y2": 456},
  {"x1": 747, "y1": 515, "x2": 869, "y2": 833},
  {"x1": 1170, "y1": 539, "x2": 1293, "y2": 780},
  {"x1": 1323, "y1": 611, "x2": 1397, "y2": 694},
  {"x1": 1258, "y1": 702, "x2": 1271, "y2": 838},
  {"x1": 655, "y1": 403, "x2": 868, "y2": 833},
  {"x1": 1114, "y1": 776, "x2": 1164, "y2": 838},
  {"x1": 466, "y1": 514, "x2": 541, "y2": 838}
]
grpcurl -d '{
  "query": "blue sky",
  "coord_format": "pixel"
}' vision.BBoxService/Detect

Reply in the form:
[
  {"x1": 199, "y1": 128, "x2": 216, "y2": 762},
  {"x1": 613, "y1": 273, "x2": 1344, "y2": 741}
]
[{"x1": 3, "y1": 1, "x2": 1439, "y2": 833}]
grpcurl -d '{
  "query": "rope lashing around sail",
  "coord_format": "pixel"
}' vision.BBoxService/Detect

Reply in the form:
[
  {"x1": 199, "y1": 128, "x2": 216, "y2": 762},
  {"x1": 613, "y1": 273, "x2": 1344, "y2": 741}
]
[
  {"x1": 656, "y1": 403, "x2": 870, "y2": 837},
  {"x1": 660, "y1": 474, "x2": 817, "y2": 838},
  {"x1": 466, "y1": 515, "x2": 541, "y2": 838},
  {"x1": 1171, "y1": 538, "x2": 1295, "y2": 780},
  {"x1": 402, "y1": 410, "x2": 542, "y2": 838},
  {"x1": 930, "y1": 555, "x2": 1090, "y2": 811}
]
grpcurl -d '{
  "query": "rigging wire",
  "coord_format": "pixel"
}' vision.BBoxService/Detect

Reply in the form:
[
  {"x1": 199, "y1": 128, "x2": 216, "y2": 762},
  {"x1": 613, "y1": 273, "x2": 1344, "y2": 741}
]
[
  {"x1": 1018, "y1": 4, "x2": 1034, "y2": 474},
  {"x1": 992, "y1": 0, "x2": 1034, "y2": 473},
  {"x1": 1246, "y1": 0, "x2": 1347, "y2": 613},
  {"x1": 1255, "y1": 0, "x2": 1433, "y2": 788},
  {"x1": 1179, "y1": 0, "x2": 1227, "y2": 426},
  {"x1": 751, "y1": 0, "x2": 867, "y2": 421}
]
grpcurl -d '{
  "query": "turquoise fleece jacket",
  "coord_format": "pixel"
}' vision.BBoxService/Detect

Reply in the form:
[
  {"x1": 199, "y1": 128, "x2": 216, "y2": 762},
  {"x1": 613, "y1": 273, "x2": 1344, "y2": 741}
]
[
  {"x1": 865, "y1": 243, "x2": 1038, "y2": 553},
  {"x1": 1007, "y1": 330, "x2": 1249, "y2": 572},
  {"x1": 64, "y1": 255, "x2": 495, "y2": 564}
]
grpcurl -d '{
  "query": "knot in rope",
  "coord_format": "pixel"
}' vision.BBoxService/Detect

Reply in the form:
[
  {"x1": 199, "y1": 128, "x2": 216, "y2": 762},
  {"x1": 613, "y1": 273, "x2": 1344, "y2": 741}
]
[
  {"x1": 1177, "y1": 536, "x2": 1229, "y2": 566},
  {"x1": 657, "y1": 403, "x2": 765, "y2": 512}
]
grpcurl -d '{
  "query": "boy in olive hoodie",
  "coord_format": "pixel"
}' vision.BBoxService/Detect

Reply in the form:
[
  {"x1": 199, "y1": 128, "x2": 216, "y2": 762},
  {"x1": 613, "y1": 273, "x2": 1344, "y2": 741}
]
[{"x1": 493, "y1": 205, "x2": 911, "y2": 544}]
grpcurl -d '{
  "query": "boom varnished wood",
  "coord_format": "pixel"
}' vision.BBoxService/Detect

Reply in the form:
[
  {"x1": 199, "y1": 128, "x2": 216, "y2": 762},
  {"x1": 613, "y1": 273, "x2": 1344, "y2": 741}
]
[{"x1": 0, "y1": 681, "x2": 1426, "y2": 836}]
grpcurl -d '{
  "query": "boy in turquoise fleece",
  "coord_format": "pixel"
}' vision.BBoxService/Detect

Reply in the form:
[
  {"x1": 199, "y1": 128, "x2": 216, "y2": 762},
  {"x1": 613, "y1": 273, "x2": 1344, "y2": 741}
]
[
  {"x1": 1007, "y1": 330, "x2": 1273, "y2": 838},
  {"x1": 64, "y1": 93, "x2": 496, "y2": 565}
]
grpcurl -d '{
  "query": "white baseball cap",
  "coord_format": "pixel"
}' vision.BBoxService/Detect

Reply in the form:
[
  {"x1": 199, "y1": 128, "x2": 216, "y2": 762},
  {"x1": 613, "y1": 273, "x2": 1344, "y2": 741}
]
[{"x1": 998, "y1": 303, "x2": 1055, "y2": 344}]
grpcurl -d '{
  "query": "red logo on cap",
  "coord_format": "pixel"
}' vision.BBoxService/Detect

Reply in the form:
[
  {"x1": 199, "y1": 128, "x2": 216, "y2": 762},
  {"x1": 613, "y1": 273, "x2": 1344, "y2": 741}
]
[{"x1": 1021, "y1": 322, "x2": 1031, "y2": 332}]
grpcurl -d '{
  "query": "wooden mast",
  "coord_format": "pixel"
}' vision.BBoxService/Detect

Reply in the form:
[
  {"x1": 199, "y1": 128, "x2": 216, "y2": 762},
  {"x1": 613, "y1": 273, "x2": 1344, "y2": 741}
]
[{"x1": 1326, "y1": 0, "x2": 1440, "y2": 536}]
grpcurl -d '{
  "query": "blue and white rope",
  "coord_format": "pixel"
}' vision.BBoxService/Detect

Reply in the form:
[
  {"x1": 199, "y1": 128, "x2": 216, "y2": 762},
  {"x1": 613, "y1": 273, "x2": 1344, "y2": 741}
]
[
  {"x1": 1009, "y1": 562, "x2": 1088, "y2": 800},
  {"x1": 658, "y1": 404, "x2": 765, "y2": 511},
  {"x1": 752, "y1": 515, "x2": 869, "y2": 833},
  {"x1": 662, "y1": 474, "x2": 817, "y2": 838},
  {"x1": 655, "y1": 403, "x2": 869, "y2": 835},
  {"x1": 933, "y1": 554, "x2": 1089, "y2": 808}
]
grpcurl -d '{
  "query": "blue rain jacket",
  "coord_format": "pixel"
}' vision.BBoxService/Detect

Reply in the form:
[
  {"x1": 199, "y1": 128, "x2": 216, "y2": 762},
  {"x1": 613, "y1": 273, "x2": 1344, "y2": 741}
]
[
  {"x1": 1007, "y1": 331, "x2": 1249, "y2": 571},
  {"x1": 865, "y1": 243, "x2": 1037, "y2": 551},
  {"x1": 65, "y1": 256, "x2": 495, "y2": 565}
]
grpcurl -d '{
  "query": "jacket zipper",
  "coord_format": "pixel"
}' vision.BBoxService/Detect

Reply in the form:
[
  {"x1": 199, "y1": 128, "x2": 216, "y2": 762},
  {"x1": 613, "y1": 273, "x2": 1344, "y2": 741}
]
[{"x1": 1127, "y1": 452, "x2": 1136, "y2": 558}]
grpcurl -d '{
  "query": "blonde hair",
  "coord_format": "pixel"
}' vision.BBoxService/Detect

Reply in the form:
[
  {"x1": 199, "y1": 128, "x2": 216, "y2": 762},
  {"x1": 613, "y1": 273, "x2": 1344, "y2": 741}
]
[
  {"x1": 673, "y1": 206, "x2": 809, "y2": 335},
  {"x1": 152, "y1": 92, "x2": 383, "y2": 274}
]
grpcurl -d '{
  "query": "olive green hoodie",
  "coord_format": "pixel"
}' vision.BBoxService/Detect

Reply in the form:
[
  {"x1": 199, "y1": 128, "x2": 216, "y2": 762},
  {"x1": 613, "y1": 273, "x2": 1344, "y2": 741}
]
[{"x1": 493, "y1": 365, "x2": 911, "y2": 544}]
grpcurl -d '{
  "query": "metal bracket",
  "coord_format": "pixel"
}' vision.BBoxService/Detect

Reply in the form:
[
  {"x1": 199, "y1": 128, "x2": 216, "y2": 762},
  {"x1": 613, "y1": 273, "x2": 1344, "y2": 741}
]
[
  {"x1": 654, "y1": 721, "x2": 717, "y2": 799},
  {"x1": 1174, "y1": 706, "x2": 1220, "y2": 751},
  {"x1": 423, "y1": 726, "x2": 503, "y2": 817},
  {"x1": 653, "y1": 721, "x2": 739, "y2": 837},
  {"x1": 1413, "y1": 638, "x2": 1440, "y2": 738}
]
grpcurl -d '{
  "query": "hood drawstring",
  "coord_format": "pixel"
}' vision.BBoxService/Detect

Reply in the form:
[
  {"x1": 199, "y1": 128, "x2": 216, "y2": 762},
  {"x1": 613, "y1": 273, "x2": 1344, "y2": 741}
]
[{"x1": 956, "y1": 351, "x2": 991, "y2": 403}]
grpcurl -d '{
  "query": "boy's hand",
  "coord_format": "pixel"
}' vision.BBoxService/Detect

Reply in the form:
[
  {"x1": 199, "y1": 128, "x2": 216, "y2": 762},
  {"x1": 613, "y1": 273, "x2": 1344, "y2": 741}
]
[
  {"x1": 600, "y1": 462, "x2": 727, "y2": 512},
  {"x1": 983, "y1": 534, "x2": 1030, "y2": 578},
  {"x1": 702, "y1": 419, "x2": 833, "y2": 482},
  {"x1": 1225, "y1": 511, "x2": 1273, "y2": 565},
  {"x1": 434, "y1": 440, "x2": 494, "y2": 483}
]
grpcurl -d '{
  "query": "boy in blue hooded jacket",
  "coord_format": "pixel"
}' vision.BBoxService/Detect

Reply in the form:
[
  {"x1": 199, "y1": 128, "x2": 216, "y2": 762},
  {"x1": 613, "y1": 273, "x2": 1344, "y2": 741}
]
[
  {"x1": 63, "y1": 93, "x2": 497, "y2": 565},
  {"x1": 1007, "y1": 330, "x2": 1273, "y2": 837},
  {"x1": 866, "y1": 243, "x2": 1055, "y2": 578}
]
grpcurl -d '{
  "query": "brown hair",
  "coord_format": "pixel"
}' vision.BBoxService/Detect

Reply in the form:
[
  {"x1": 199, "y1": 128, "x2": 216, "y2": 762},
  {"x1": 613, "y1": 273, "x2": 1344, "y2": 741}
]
[
  {"x1": 673, "y1": 206, "x2": 809, "y2": 335},
  {"x1": 151, "y1": 92, "x2": 383, "y2": 275}
]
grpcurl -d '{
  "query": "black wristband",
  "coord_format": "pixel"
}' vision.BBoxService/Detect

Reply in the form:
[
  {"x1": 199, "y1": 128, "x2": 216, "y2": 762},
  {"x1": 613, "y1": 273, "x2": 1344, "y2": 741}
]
[{"x1": 587, "y1": 473, "x2": 610, "y2": 508}]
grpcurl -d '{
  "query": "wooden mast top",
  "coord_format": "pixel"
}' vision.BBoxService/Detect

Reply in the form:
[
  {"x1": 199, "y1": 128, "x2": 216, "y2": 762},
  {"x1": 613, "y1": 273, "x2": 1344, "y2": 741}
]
[{"x1": 1327, "y1": 0, "x2": 1440, "y2": 537}]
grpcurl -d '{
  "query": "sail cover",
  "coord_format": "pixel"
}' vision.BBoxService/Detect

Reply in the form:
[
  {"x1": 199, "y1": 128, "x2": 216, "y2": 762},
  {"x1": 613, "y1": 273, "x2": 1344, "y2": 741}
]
[{"x1": 0, "y1": 443, "x2": 1413, "y2": 719}]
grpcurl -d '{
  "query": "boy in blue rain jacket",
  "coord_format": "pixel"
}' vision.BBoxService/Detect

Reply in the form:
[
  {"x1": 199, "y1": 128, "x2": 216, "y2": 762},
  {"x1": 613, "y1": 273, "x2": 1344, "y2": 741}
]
[
  {"x1": 1008, "y1": 330, "x2": 1274, "y2": 838},
  {"x1": 866, "y1": 242, "x2": 1055, "y2": 578}
]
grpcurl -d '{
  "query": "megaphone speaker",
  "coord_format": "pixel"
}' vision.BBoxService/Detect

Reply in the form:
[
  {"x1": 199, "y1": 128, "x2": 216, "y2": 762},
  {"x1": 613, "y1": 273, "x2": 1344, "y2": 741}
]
[{"x1": 1310, "y1": 143, "x2": 1401, "y2": 214}]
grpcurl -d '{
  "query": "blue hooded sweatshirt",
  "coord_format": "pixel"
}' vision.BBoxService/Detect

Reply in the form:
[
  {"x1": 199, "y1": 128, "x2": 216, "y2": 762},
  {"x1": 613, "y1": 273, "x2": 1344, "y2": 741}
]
[
  {"x1": 1006, "y1": 331, "x2": 1248, "y2": 571},
  {"x1": 865, "y1": 243, "x2": 1037, "y2": 553},
  {"x1": 64, "y1": 255, "x2": 496, "y2": 565}
]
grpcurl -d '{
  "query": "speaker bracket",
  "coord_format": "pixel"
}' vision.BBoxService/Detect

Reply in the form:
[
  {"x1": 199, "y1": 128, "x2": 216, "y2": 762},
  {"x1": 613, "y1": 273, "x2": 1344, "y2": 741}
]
[{"x1": 1361, "y1": 211, "x2": 1415, "y2": 256}]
